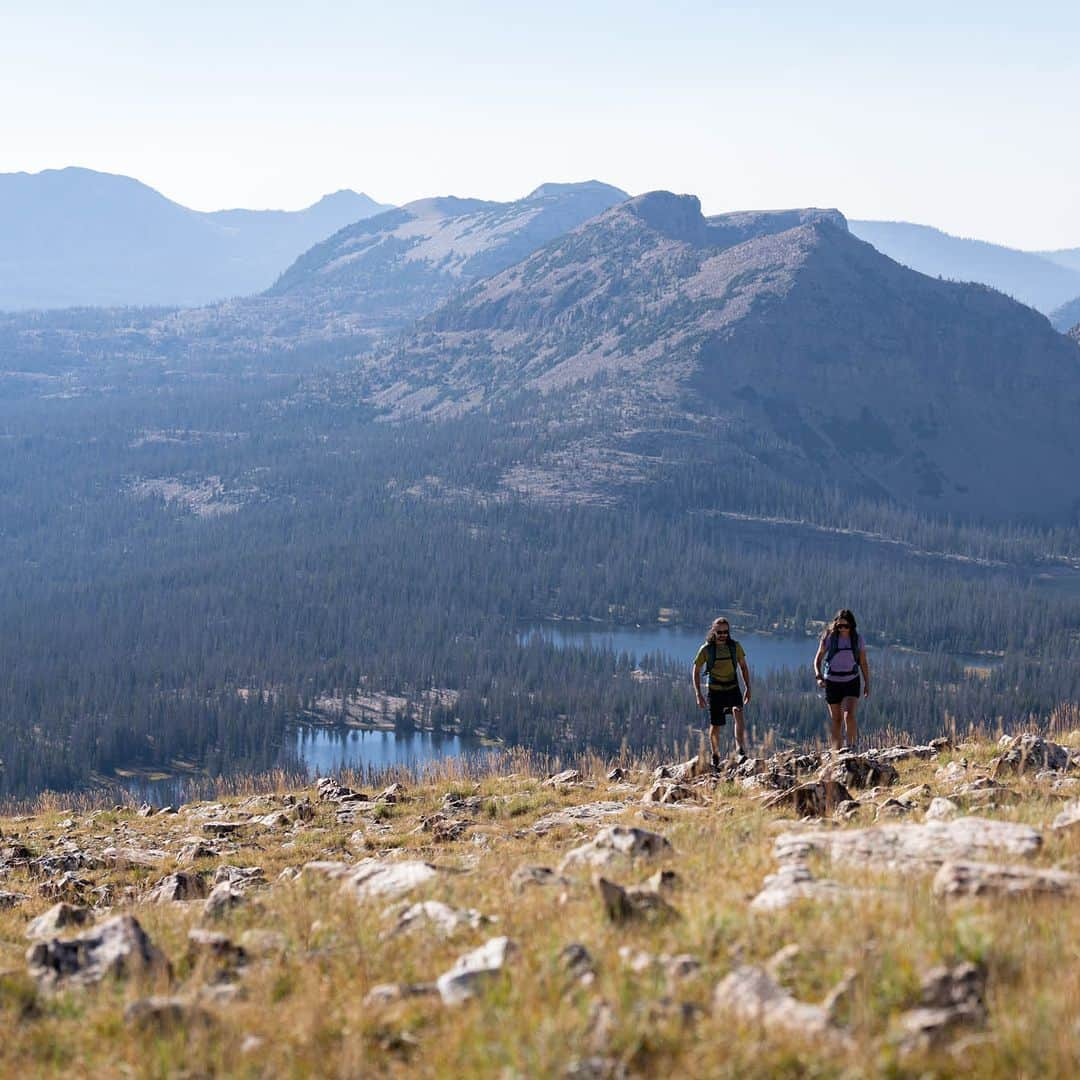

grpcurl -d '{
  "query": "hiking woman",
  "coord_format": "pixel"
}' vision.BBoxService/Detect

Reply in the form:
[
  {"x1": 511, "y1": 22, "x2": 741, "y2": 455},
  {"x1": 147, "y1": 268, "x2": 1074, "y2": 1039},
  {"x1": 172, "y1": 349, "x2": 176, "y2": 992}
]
[
  {"x1": 813, "y1": 608, "x2": 870, "y2": 750},
  {"x1": 693, "y1": 617, "x2": 751, "y2": 766}
]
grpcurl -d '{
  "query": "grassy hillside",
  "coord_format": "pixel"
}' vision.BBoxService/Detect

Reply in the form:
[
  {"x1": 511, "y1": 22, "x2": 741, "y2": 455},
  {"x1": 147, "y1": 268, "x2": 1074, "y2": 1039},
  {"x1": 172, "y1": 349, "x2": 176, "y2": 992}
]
[{"x1": 3, "y1": 727, "x2": 1080, "y2": 1077}]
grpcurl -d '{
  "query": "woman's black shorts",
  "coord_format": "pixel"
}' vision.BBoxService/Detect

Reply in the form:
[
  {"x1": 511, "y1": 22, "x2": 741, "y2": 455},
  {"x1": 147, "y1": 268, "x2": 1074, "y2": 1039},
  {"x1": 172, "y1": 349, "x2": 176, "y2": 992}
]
[
  {"x1": 708, "y1": 685, "x2": 743, "y2": 725},
  {"x1": 825, "y1": 677, "x2": 860, "y2": 705}
]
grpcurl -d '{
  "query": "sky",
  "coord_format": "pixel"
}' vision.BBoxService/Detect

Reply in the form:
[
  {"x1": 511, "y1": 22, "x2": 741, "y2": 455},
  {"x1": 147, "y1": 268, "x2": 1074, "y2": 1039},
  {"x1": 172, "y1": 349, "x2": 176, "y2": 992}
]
[{"x1": 2, "y1": 1, "x2": 1078, "y2": 250}]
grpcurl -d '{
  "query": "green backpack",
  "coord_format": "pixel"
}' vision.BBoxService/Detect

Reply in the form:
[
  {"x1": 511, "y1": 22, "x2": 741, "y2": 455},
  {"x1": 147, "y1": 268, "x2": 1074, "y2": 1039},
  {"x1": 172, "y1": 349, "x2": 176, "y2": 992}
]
[{"x1": 704, "y1": 638, "x2": 740, "y2": 688}]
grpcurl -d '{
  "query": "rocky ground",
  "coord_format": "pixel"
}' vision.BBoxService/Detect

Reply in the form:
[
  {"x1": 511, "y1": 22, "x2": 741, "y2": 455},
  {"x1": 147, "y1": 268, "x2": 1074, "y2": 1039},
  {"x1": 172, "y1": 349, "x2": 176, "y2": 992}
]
[{"x1": 3, "y1": 732, "x2": 1080, "y2": 1077}]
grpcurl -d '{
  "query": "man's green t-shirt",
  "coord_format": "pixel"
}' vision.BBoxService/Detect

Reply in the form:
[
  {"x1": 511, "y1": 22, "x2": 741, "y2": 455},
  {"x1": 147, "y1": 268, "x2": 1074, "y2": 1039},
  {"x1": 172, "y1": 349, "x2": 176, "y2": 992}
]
[{"x1": 694, "y1": 640, "x2": 746, "y2": 688}]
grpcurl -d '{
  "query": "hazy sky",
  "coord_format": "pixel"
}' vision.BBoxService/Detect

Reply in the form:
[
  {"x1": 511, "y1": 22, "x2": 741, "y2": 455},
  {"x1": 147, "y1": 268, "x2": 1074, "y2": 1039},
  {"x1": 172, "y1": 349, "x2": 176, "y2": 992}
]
[{"x1": 3, "y1": 1, "x2": 1078, "y2": 249}]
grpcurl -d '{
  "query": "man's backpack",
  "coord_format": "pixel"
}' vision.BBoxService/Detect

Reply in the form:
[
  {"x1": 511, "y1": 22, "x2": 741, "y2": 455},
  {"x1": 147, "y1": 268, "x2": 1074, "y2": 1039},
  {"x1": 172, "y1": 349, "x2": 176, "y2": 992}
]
[
  {"x1": 823, "y1": 631, "x2": 860, "y2": 677},
  {"x1": 704, "y1": 638, "x2": 740, "y2": 688}
]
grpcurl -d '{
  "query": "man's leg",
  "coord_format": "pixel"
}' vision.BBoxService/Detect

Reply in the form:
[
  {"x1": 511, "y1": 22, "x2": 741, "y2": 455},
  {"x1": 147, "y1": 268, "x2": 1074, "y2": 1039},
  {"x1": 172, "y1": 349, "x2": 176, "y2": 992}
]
[
  {"x1": 827, "y1": 702, "x2": 844, "y2": 749},
  {"x1": 732, "y1": 706, "x2": 746, "y2": 756},
  {"x1": 709, "y1": 723, "x2": 721, "y2": 758}
]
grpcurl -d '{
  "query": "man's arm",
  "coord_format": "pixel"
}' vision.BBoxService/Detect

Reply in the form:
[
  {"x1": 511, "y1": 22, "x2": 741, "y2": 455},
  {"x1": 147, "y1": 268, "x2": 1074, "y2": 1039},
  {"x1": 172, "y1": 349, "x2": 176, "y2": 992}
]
[
  {"x1": 738, "y1": 657, "x2": 752, "y2": 704},
  {"x1": 692, "y1": 661, "x2": 706, "y2": 707}
]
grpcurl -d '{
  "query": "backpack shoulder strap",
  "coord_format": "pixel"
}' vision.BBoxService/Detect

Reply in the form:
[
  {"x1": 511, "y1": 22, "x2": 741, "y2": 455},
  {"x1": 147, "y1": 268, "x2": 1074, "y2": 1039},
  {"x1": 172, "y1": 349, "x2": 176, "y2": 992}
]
[{"x1": 705, "y1": 641, "x2": 716, "y2": 669}]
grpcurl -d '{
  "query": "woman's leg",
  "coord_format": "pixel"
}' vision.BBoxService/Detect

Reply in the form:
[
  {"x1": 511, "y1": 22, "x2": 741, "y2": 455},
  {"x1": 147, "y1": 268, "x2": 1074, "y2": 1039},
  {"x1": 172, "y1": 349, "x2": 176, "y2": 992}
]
[
  {"x1": 842, "y1": 697, "x2": 859, "y2": 748},
  {"x1": 827, "y1": 701, "x2": 844, "y2": 749}
]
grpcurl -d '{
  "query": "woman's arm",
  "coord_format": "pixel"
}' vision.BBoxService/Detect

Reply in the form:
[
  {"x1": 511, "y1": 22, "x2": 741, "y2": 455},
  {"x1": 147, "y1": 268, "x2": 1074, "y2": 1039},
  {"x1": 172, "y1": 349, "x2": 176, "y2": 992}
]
[
  {"x1": 860, "y1": 645, "x2": 871, "y2": 698},
  {"x1": 813, "y1": 641, "x2": 826, "y2": 685}
]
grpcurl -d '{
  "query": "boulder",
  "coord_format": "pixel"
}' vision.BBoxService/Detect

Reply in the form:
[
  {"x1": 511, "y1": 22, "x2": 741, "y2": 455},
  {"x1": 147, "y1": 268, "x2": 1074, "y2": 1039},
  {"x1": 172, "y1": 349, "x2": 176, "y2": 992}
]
[
  {"x1": 25, "y1": 903, "x2": 92, "y2": 941},
  {"x1": 39, "y1": 871, "x2": 94, "y2": 902},
  {"x1": 560, "y1": 943, "x2": 596, "y2": 983},
  {"x1": 892, "y1": 963, "x2": 986, "y2": 1055},
  {"x1": 816, "y1": 754, "x2": 898, "y2": 790},
  {"x1": 749, "y1": 862, "x2": 853, "y2": 912},
  {"x1": 925, "y1": 797, "x2": 961, "y2": 821},
  {"x1": 714, "y1": 965, "x2": 850, "y2": 1046},
  {"x1": 544, "y1": 769, "x2": 582, "y2": 787},
  {"x1": 186, "y1": 929, "x2": 247, "y2": 980},
  {"x1": 874, "y1": 742, "x2": 947, "y2": 764},
  {"x1": 0, "y1": 891, "x2": 30, "y2": 909},
  {"x1": 652, "y1": 757, "x2": 707, "y2": 783},
  {"x1": 343, "y1": 858, "x2": 442, "y2": 900},
  {"x1": 511, "y1": 865, "x2": 568, "y2": 892},
  {"x1": 436, "y1": 936, "x2": 516, "y2": 1006},
  {"x1": 774, "y1": 816, "x2": 1042, "y2": 871},
  {"x1": 1051, "y1": 800, "x2": 1080, "y2": 832},
  {"x1": 175, "y1": 840, "x2": 219, "y2": 865},
  {"x1": 376, "y1": 783, "x2": 406, "y2": 803},
  {"x1": 316, "y1": 777, "x2": 368, "y2": 803},
  {"x1": 932, "y1": 860, "x2": 1080, "y2": 898},
  {"x1": 761, "y1": 781, "x2": 853, "y2": 817},
  {"x1": 203, "y1": 882, "x2": 245, "y2": 920},
  {"x1": 391, "y1": 900, "x2": 490, "y2": 937},
  {"x1": 642, "y1": 781, "x2": 697, "y2": 805},
  {"x1": 559, "y1": 826, "x2": 672, "y2": 872},
  {"x1": 101, "y1": 846, "x2": 167, "y2": 869},
  {"x1": 201, "y1": 821, "x2": 247, "y2": 837},
  {"x1": 595, "y1": 877, "x2": 679, "y2": 923},
  {"x1": 531, "y1": 802, "x2": 628, "y2": 834},
  {"x1": 26, "y1": 914, "x2": 170, "y2": 990},
  {"x1": 146, "y1": 872, "x2": 208, "y2": 904},
  {"x1": 992, "y1": 734, "x2": 1070, "y2": 776},
  {"x1": 213, "y1": 865, "x2": 264, "y2": 891},
  {"x1": 875, "y1": 799, "x2": 912, "y2": 820}
]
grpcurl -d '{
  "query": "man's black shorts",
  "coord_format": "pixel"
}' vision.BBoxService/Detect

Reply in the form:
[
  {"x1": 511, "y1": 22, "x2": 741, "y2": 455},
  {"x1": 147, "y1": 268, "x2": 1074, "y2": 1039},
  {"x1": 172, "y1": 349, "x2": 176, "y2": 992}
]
[
  {"x1": 708, "y1": 685, "x2": 743, "y2": 726},
  {"x1": 825, "y1": 677, "x2": 860, "y2": 705}
]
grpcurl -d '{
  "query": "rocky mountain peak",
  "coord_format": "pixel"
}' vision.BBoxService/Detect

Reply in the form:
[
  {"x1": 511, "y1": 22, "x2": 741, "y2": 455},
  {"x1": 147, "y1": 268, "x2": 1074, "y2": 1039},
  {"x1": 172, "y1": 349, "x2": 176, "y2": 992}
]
[{"x1": 525, "y1": 180, "x2": 629, "y2": 202}]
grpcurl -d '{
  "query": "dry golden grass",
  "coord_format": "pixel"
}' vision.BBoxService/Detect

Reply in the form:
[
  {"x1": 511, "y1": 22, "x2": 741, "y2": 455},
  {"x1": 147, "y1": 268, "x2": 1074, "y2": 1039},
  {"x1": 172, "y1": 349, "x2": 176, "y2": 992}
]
[{"x1": 2, "y1": 740, "x2": 1080, "y2": 1078}]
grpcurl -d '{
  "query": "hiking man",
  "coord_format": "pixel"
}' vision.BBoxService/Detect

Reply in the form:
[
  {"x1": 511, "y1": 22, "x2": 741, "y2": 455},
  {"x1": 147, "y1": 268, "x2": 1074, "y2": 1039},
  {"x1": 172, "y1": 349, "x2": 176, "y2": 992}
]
[{"x1": 693, "y1": 617, "x2": 751, "y2": 766}]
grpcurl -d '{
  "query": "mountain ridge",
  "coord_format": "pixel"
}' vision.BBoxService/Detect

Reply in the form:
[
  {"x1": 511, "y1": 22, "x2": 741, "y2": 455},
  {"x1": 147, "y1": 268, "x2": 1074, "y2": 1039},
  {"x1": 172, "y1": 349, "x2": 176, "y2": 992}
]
[
  {"x1": 0, "y1": 167, "x2": 393, "y2": 310},
  {"x1": 849, "y1": 218, "x2": 1080, "y2": 317},
  {"x1": 365, "y1": 191, "x2": 1080, "y2": 519}
]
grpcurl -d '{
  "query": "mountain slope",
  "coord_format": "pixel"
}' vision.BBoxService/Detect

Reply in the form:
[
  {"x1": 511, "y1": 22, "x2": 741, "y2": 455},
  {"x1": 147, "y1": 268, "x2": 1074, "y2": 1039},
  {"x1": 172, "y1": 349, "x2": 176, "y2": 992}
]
[
  {"x1": 1051, "y1": 295, "x2": 1080, "y2": 333},
  {"x1": 849, "y1": 220, "x2": 1080, "y2": 314},
  {"x1": 264, "y1": 181, "x2": 629, "y2": 334},
  {"x1": 370, "y1": 193, "x2": 1080, "y2": 519},
  {"x1": 1041, "y1": 247, "x2": 1080, "y2": 273},
  {"x1": 0, "y1": 167, "x2": 391, "y2": 309}
]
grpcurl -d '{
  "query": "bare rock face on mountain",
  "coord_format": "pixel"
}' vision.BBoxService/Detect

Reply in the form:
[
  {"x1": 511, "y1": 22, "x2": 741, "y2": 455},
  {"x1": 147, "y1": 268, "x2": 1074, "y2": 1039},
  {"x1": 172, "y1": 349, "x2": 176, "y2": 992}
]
[
  {"x1": 264, "y1": 181, "x2": 629, "y2": 335},
  {"x1": 375, "y1": 191, "x2": 1080, "y2": 518}
]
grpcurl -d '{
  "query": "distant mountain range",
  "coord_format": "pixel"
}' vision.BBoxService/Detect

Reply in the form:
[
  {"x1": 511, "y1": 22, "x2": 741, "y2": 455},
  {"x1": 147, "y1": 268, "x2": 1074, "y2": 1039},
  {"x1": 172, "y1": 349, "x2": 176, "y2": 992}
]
[
  {"x1": 4, "y1": 181, "x2": 1080, "y2": 519},
  {"x1": 361, "y1": 193, "x2": 1080, "y2": 518},
  {"x1": 0, "y1": 167, "x2": 392, "y2": 309},
  {"x1": 850, "y1": 220, "x2": 1080, "y2": 328},
  {"x1": 143, "y1": 181, "x2": 630, "y2": 355}
]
